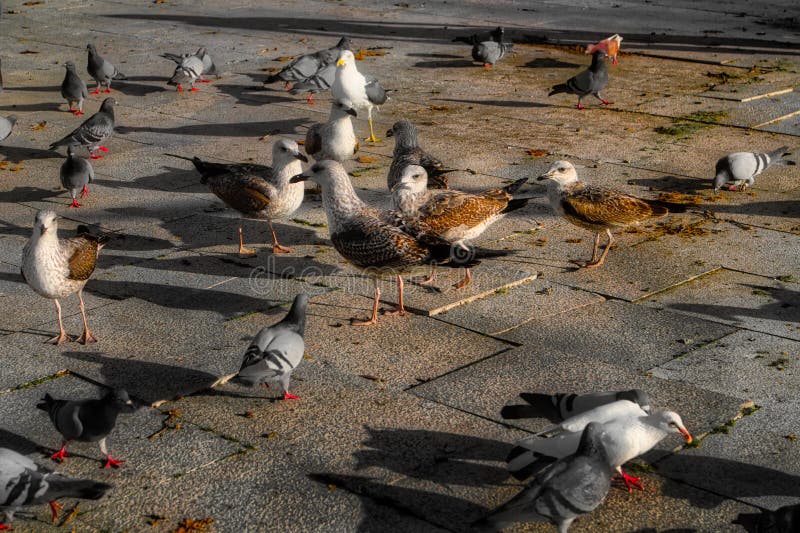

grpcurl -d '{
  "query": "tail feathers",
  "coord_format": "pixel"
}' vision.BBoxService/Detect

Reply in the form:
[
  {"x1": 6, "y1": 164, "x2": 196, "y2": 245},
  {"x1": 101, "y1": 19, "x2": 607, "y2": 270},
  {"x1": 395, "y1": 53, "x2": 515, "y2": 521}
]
[
  {"x1": 548, "y1": 83, "x2": 568, "y2": 96},
  {"x1": 36, "y1": 393, "x2": 55, "y2": 412},
  {"x1": 501, "y1": 197, "x2": 532, "y2": 214},
  {"x1": 160, "y1": 52, "x2": 183, "y2": 64},
  {"x1": 502, "y1": 176, "x2": 529, "y2": 194},
  {"x1": 500, "y1": 404, "x2": 538, "y2": 420},
  {"x1": 426, "y1": 242, "x2": 515, "y2": 269},
  {"x1": 767, "y1": 146, "x2": 795, "y2": 166},
  {"x1": 76, "y1": 225, "x2": 110, "y2": 247},
  {"x1": 163, "y1": 153, "x2": 211, "y2": 182},
  {"x1": 506, "y1": 447, "x2": 556, "y2": 480},
  {"x1": 49, "y1": 137, "x2": 72, "y2": 150},
  {"x1": 112, "y1": 70, "x2": 127, "y2": 80},
  {"x1": 264, "y1": 72, "x2": 285, "y2": 84},
  {"x1": 46, "y1": 476, "x2": 112, "y2": 501}
]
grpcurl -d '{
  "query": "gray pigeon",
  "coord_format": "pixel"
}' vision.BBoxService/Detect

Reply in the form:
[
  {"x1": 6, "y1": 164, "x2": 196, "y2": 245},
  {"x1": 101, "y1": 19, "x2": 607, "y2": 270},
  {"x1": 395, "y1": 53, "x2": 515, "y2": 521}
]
[
  {"x1": 549, "y1": 43, "x2": 611, "y2": 109},
  {"x1": 386, "y1": 119, "x2": 453, "y2": 190},
  {"x1": 265, "y1": 37, "x2": 352, "y2": 89},
  {"x1": 36, "y1": 388, "x2": 137, "y2": 469},
  {"x1": 289, "y1": 61, "x2": 335, "y2": 104},
  {"x1": 231, "y1": 293, "x2": 308, "y2": 400},
  {"x1": 60, "y1": 146, "x2": 95, "y2": 208},
  {"x1": 0, "y1": 447, "x2": 111, "y2": 526},
  {"x1": 61, "y1": 61, "x2": 88, "y2": 116},
  {"x1": 472, "y1": 41, "x2": 513, "y2": 67},
  {"x1": 475, "y1": 422, "x2": 615, "y2": 533},
  {"x1": 86, "y1": 44, "x2": 126, "y2": 94},
  {"x1": 453, "y1": 26, "x2": 504, "y2": 45},
  {"x1": 167, "y1": 54, "x2": 204, "y2": 92},
  {"x1": 501, "y1": 389, "x2": 651, "y2": 422},
  {"x1": 305, "y1": 98, "x2": 358, "y2": 162},
  {"x1": 713, "y1": 146, "x2": 794, "y2": 191},
  {"x1": 161, "y1": 47, "x2": 217, "y2": 81},
  {"x1": 0, "y1": 114, "x2": 15, "y2": 142},
  {"x1": 49, "y1": 97, "x2": 115, "y2": 159}
]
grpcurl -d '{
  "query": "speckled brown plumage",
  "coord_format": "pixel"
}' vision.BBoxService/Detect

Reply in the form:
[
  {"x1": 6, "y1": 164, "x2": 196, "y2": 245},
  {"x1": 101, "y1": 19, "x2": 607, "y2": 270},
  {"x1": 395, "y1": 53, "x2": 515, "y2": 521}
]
[
  {"x1": 66, "y1": 231, "x2": 106, "y2": 281},
  {"x1": 560, "y1": 184, "x2": 668, "y2": 231}
]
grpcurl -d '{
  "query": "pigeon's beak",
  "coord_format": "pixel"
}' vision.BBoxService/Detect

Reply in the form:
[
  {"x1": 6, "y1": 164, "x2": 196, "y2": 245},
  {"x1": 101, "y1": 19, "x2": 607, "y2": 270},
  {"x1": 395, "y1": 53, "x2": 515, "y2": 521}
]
[
  {"x1": 295, "y1": 153, "x2": 309, "y2": 163},
  {"x1": 679, "y1": 426, "x2": 692, "y2": 443},
  {"x1": 385, "y1": 128, "x2": 394, "y2": 138},
  {"x1": 336, "y1": 58, "x2": 346, "y2": 66},
  {"x1": 290, "y1": 172, "x2": 310, "y2": 184},
  {"x1": 345, "y1": 108, "x2": 357, "y2": 117}
]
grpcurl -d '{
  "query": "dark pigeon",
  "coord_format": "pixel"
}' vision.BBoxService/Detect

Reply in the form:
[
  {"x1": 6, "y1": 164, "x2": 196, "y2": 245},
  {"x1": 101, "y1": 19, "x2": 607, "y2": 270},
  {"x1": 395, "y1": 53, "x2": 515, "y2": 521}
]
[
  {"x1": 61, "y1": 61, "x2": 88, "y2": 116},
  {"x1": 60, "y1": 146, "x2": 95, "y2": 208},
  {"x1": 86, "y1": 43, "x2": 126, "y2": 94},
  {"x1": 49, "y1": 97, "x2": 116, "y2": 159},
  {"x1": 549, "y1": 45, "x2": 611, "y2": 109},
  {"x1": 386, "y1": 119, "x2": 454, "y2": 190}
]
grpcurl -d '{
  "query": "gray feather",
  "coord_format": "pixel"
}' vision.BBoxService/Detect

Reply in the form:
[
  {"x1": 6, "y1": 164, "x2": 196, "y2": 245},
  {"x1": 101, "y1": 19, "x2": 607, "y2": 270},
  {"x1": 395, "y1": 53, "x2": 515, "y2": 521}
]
[
  {"x1": 60, "y1": 148, "x2": 94, "y2": 198},
  {"x1": 0, "y1": 114, "x2": 15, "y2": 141},
  {"x1": 714, "y1": 146, "x2": 794, "y2": 190},
  {"x1": 471, "y1": 41, "x2": 513, "y2": 65},
  {"x1": 49, "y1": 98, "x2": 115, "y2": 151}
]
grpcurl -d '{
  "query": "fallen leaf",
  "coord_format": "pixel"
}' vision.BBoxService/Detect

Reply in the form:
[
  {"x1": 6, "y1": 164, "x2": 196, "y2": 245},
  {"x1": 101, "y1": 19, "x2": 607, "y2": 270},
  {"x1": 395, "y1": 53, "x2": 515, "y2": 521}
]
[
  {"x1": 22, "y1": 1, "x2": 44, "y2": 5},
  {"x1": 261, "y1": 67, "x2": 280, "y2": 72},
  {"x1": 170, "y1": 517, "x2": 214, "y2": 533},
  {"x1": 526, "y1": 148, "x2": 549, "y2": 157},
  {"x1": 354, "y1": 47, "x2": 388, "y2": 60},
  {"x1": 263, "y1": 431, "x2": 277, "y2": 439},
  {"x1": 565, "y1": 238, "x2": 583, "y2": 243},
  {"x1": 274, "y1": 56, "x2": 293, "y2": 62},
  {"x1": 786, "y1": 433, "x2": 796, "y2": 441},
  {"x1": 242, "y1": 410, "x2": 255, "y2": 419},
  {"x1": 296, "y1": 139, "x2": 305, "y2": 146},
  {"x1": 8, "y1": 166, "x2": 24, "y2": 172},
  {"x1": 153, "y1": 0, "x2": 165, "y2": 3},
  {"x1": 147, "y1": 515, "x2": 165, "y2": 526},
  {"x1": 356, "y1": 155, "x2": 376, "y2": 164},
  {"x1": 327, "y1": 484, "x2": 336, "y2": 491},
  {"x1": 429, "y1": 105, "x2": 449, "y2": 111},
  {"x1": 20, "y1": 50, "x2": 40, "y2": 54},
  {"x1": 30, "y1": 121, "x2": 47, "y2": 131}
]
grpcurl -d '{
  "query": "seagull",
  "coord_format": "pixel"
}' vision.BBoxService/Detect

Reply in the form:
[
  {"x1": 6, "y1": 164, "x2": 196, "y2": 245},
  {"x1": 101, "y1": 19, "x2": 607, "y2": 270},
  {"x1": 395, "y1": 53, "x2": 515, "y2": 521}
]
[
  {"x1": 332, "y1": 50, "x2": 388, "y2": 143},
  {"x1": 475, "y1": 422, "x2": 615, "y2": 533},
  {"x1": 48, "y1": 97, "x2": 116, "y2": 159},
  {"x1": 386, "y1": 119, "x2": 453, "y2": 190},
  {"x1": 714, "y1": 146, "x2": 794, "y2": 191},
  {"x1": 548, "y1": 40, "x2": 611, "y2": 109},
  {"x1": 537, "y1": 161, "x2": 684, "y2": 268},
  {"x1": 305, "y1": 98, "x2": 358, "y2": 162},
  {"x1": 168, "y1": 139, "x2": 308, "y2": 256},
  {"x1": 391, "y1": 165, "x2": 531, "y2": 288},
  {"x1": 0, "y1": 447, "x2": 112, "y2": 527},
  {"x1": 501, "y1": 389, "x2": 651, "y2": 423},
  {"x1": 506, "y1": 400, "x2": 692, "y2": 491},
  {"x1": 290, "y1": 161, "x2": 512, "y2": 325},
  {"x1": 161, "y1": 47, "x2": 217, "y2": 82},
  {"x1": 21, "y1": 211, "x2": 108, "y2": 345}
]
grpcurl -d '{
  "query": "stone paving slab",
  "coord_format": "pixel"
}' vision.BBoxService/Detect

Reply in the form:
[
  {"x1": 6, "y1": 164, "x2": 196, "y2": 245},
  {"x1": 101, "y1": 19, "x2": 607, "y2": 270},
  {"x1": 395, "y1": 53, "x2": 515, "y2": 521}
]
[
  {"x1": 643, "y1": 269, "x2": 800, "y2": 341},
  {"x1": 499, "y1": 299, "x2": 737, "y2": 371}
]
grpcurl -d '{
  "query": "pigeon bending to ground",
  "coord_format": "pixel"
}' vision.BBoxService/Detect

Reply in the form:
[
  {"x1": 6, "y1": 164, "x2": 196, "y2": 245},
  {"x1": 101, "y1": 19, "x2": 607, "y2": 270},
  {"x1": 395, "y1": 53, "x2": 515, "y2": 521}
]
[
  {"x1": 452, "y1": 26, "x2": 504, "y2": 46},
  {"x1": 49, "y1": 97, "x2": 116, "y2": 159},
  {"x1": 37, "y1": 389, "x2": 137, "y2": 469},
  {"x1": 475, "y1": 422, "x2": 615, "y2": 533},
  {"x1": 290, "y1": 161, "x2": 513, "y2": 324},
  {"x1": 21, "y1": 211, "x2": 108, "y2": 345},
  {"x1": 588, "y1": 34, "x2": 622, "y2": 65},
  {"x1": 0, "y1": 447, "x2": 112, "y2": 527},
  {"x1": 333, "y1": 50, "x2": 388, "y2": 143},
  {"x1": 60, "y1": 147, "x2": 95, "y2": 208},
  {"x1": 0, "y1": 114, "x2": 15, "y2": 141},
  {"x1": 265, "y1": 37, "x2": 352, "y2": 93},
  {"x1": 305, "y1": 98, "x2": 358, "y2": 162},
  {"x1": 548, "y1": 40, "x2": 611, "y2": 109},
  {"x1": 161, "y1": 47, "x2": 217, "y2": 82},
  {"x1": 386, "y1": 119, "x2": 453, "y2": 190},
  {"x1": 86, "y1": 44, "x2": 126, "y2": 94},
  {"x1": 166, "y1": 53, "x2": 204, "y2": 92},
  {"x1": 391, "y1": 165, "x2": 531, "y2": 288},
  {"x1": 168, "y1": 139, "x2": 307, "y2": 256},
  {"x1": 713, "y1": 146, "x2": 794, "y2": 191},
  {"x1": 472, "y1": 41, "x2": 513, "y2": 68},
  {"x1": 226, "y1": 293, "x2": 308, "y2": 400},
  {"x1": 537, "y1": 161, "x2": 687, "y2": 268},
  {"x1": 506, "y1": 400, "x2": 692, "y2": 490},
  {"x1": 288, "y1": 62, "x2": 336, "y2": 104},
  {"x1": 61, "y1": 61, "x2": 88, "y2": 116},
  {"x1": 501, "y1": 389, "x2": 651, "y2": 423}
]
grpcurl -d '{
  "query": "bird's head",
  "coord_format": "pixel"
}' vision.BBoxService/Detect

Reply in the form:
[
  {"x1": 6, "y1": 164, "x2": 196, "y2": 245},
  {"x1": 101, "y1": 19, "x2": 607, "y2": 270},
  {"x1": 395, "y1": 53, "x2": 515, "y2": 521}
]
[
  {"x1": 290, "y1": 160, "x2": 344, "y2": 187},
  {"x1": 273, "y1": 138, "x2": 308, "y2": 165},
  {"x1": 386, "y1": 119, "x2": 414, "y2": 140},
  {"x1": 651, "y1": 411, "x2": 692, "y2": 443},
  {"x1": 336, "y1": 50, "x2": 355, "y2": 67},
  {"x1": 107, "y1": 388, "x2": 137, "y2": 411},
  {"x1": 393, "y1": 165, "x2": 428, "y2": 194},
  {"x1": 100, "y1": 97, "x2": 117, "y2": 112},
  {"x1": 86, "y1": 43, "x2": 96, "y2": 53},
  {"x1": 712, "y1": 171, "x2": 729, "y2": 192},
  {"x1": 33, "y1": 210, "x2": 58, "y2": 237},
  {"x1": 64, "y1": 61, "x2": 77, "y2": 71},
  {"x1": 334, "y1": 98, "x2": 358, "y2": 117},
  {"x1": 537, "y1": 160, "x2": 579, "y2": 186}
]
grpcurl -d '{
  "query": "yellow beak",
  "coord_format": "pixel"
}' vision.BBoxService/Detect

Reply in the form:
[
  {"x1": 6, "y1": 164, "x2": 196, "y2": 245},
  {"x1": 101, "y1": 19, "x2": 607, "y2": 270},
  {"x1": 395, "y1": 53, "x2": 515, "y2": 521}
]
[{"x1": 336, "y1": 58, "x2": 345, "y2": 66}]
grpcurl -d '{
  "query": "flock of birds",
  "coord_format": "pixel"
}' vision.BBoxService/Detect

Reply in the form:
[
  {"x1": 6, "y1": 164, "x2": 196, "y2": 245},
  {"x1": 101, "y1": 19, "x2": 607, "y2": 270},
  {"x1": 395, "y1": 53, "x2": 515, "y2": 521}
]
[{"x1": 0, "y1": 24, "x2": 797, "y2": 532}]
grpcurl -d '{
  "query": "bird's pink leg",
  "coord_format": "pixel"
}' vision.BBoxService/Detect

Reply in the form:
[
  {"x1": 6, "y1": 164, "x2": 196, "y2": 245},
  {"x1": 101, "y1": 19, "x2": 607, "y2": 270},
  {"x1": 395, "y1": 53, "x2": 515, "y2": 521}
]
[
  {"x1": 453, "y1": 268, "x2": 472, "y2": 289},
  {"x1": 0, "y1": 523, "x2": 10, "y2": 530},
  {"x1": 80, "y1": 184, "x2": 89, "y2": 198},
  {"x1": 90, "y1": 83, "x2": 100, "y2": 95},
  {"x1": 103, "y1": 454, "x2": 123, "y2": 469},
  {"x1": 68, "y1": 198, "x2": 81, "y2": 208},
  {"x1": 98, "y1": 146, "x2": 108, "y2": 152},
  {"x1": 482, "y1": 63, "x2": 491, "y2": 68},
  {"x1": 88, "y1": 151, "x2": 102, "y2": 159},
  {"x1": 283, "y1": 82, "x2": 291, "y2": 90},
  {"x1": 189, "y1": 83, "x2": 198, "y2": 92},
  {"x1": 576, "y1": 102, "x2": 585, "y2": 110},
  {"x1": 352, "y1": 285, "x2": 380, "y2": 326},
  {"x1": 575, "y1": 229, "x2": 613, "y2": 268},
  {"x1": 414, "y1": 265, "x2": 436, "y2": 285},
  {"x1": 238, "y1": 225, "x2": 256, "y2": 256},
  {"x1": 50, "y1": 444, "x2": 67, "y2": 461},
  {"x1": 615, "y1": 469, "x2": 644, "y2": 491},
  {"x1": 72, "y1": 109, "x2": 84, "y2": 116},
  {"x1": 269, "y1": 221, "x2": 291, "y2": 254},
  {"x1": 283, "y1": 390, "x2": 299, "y2": 400},
  {"x1": 47, "y1": 300, "x2": 71, "y2": 344},
  {"x1": 49, "y1": 501, "x2": 63, "y2": 523},
  {"x1": 306, "y1": 93, "x2": 314, "y2": 104},
  {"x1": 198, "y1": 77, "x2": 211, "y2": 83},
  {"x1": 383, "y1": 275, "x2": 406, "y2": 316},
  {"x1": 75, "y1": 290, "x2": 98, "y2": 345},
  {"x1": 600, "y1": 98, "x2": 613, "y2": 105},
  {"x1": 103, "y1": 82, "x2": 111, "y2": 94}
]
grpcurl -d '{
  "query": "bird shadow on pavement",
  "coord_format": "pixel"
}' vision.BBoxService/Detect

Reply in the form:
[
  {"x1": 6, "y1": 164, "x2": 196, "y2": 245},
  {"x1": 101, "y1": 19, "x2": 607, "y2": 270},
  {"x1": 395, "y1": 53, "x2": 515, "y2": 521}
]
[
  {"x1": 0, "y1": 186, "x2": 63, "y2": 204},
  {"x1": 413, "y1": 59, "x2": 476, "y2": 69},
  {"x1": 109, "y1": 81, "x2": 165, "y2": 97},
  {"x1": 116, "y1": 117, "x2": 310, "y2": 138},
  {"x1": 700, "y1": 199, "x2": 800, "y2": 220},
  {"x1": 524, "y1": 58, "x2": 580, "y2": 69},
  {"x1": 91, "y1": 165, "x2": 202, "y2": 193},
  {"x1": 733, "y1": 503, "x2": 800, "y2": 533},
  {"x1": 654, "y1": 454, "x2": 800, "y2": 509},
  {"x1": 628, "y1": 175, "x2": 710, "y2": 195},
  {"x1": 62, "y1": 351, "x2": 220, "y2": 404},
  {"x1": 433, "y1": 97, "x2": 550, "y2": 108},
  {"x1": 407, "y1": 53, "x2": 465, "y2": 59},
  {"x1": 0, "y1": 145, "x2": 61, "y2": 160},
  {"x1": 212, "y1": 83, "x2": 299, "y2": 107},
  {"x1": 664, "y1": 283, "x2": 800, "y2": 325},
  {"x1": 0, "y1": 102, "x2": 63, "y2": 112}
]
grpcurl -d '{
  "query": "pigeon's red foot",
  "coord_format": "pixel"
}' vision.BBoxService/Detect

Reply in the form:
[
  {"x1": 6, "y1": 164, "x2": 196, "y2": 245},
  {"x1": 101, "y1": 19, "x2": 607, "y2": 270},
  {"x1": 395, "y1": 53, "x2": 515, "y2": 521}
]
[
  {"x1": 72, "y1": 110, "x2": 84, "y2": 116},
  {"x1": 50, "y1": 445, "x2": 67, "y2": 462},
  {"x1": 98, "y1": 146, "x2": 108, "y2": 151},
  {"x1": 284, "y1": 82, "x2": 291, "y2": 90},
  {"x1": 80, "y1": 185, "x2": 89, "y2": 198},
  {"x1": 600, "y1": 99, "x2": 614, "y2": 105},
  {"x1": 727, "y1": 185, "x2": 738, "y2": 191},
  {"x1": 176, "y1": 84, "x2": 183, "y2": 92},
  {"x1": 68, "y1": 198, "x2": 81, "y2": 208},
  {"x1": 612, "y1": 58, "x2": 618, "y2": 65},
  {"x1": 198, "y1": 77, "x2": 211, "y2": 83},
  {"x1": 89, "y1": 153, "x2": 103, "y2": 159},
  {"x1": 90, "y1": 88, "x2": 100, "y2": 95},
  {"x1": 0, "y1": 523, "x2": 10, "y2": 530},
  {"x1": 102, "y1": 88, "x2": 111, "y2": 94},
  {"x1": 482, "y1": 63, "x2": 491, "y2": 68},
  {"x1": 306, "y1": 94, "x2": 314, "y2": 105},
  {"x1": 103, "y1": 454, "x2": 123, "y2": 469},
  {"x1": 576, "y1": 103, "x2": 585, "y2": 110},
  {"x1": 616, "y1": 470, "x2": 644, "y2": 492},
  {"x1": 283, "y1": 391, "x2": 299, "y2": 400},
  {"x1": 49, "y1": 501, "x2": 63, "y2": 523},
  {"x1": 189, "y1": 86, "x2": 198, "y2": 92}
]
